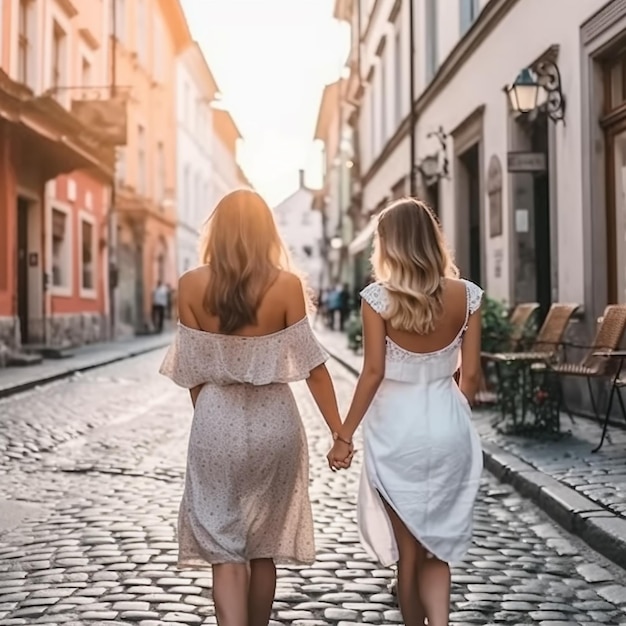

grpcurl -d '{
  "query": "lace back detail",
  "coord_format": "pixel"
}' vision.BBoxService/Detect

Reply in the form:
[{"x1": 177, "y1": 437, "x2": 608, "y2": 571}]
[
  {"x1": 464, "y1": 280, "x2": 484, "y2": 316},
  {"x1": 360, "y1": 283, "x2": 388, "y2": 314}
]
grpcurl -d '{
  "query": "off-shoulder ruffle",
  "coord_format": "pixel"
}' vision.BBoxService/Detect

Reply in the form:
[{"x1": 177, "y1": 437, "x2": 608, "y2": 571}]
[{"x1": 159, "y1": 317, "x2": 329, "y2": 388}]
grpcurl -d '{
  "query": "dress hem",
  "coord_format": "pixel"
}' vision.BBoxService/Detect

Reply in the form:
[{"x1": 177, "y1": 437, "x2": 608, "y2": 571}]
[
  {"x1": 366, "y1": 463, "x2": 457, "y2": 566},
  {"x1": 177, "y1": 553, "x2": 316, "y2": 569}
]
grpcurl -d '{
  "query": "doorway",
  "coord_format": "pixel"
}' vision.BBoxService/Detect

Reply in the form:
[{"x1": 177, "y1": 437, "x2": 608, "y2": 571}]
[
  {"x1": 17, "y1": 197, "x2": 30, "y2": 344},
  {"x1": 531, "y1": 114, "x2": 552, "y2": 319},
  {"x1": 458, "y1": 144, "x2": 482, "y2": 284}
]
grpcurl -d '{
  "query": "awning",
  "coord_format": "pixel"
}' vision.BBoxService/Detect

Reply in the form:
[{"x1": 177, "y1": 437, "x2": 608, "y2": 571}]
[{"x1": 348, "y1": 216, "x2": 378, "y2": 256}]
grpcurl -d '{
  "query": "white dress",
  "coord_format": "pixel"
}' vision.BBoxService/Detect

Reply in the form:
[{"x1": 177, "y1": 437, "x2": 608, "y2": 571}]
[{"x1": 357, "y1": 280, "x2": 483, "y2": 567}]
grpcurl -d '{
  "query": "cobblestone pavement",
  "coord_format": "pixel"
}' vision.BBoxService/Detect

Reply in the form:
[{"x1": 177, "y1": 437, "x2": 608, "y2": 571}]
[{"x1": 1, "y1": 352, "x2": 626, "y2": 625}]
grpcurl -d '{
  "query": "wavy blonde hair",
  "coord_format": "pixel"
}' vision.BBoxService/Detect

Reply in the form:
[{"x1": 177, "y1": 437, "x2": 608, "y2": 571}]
[
  {"x1": 199, "y1": 189, "x2": 300, "y2": 333},
  {"x1": 372, "y1": 197, "x2": 459, "y2": 334}
]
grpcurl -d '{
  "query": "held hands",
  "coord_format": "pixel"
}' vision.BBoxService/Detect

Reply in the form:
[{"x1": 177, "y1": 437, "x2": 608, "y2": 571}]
[{"x1": 327, "y1": 434, "x2": 355, "y2": 471}]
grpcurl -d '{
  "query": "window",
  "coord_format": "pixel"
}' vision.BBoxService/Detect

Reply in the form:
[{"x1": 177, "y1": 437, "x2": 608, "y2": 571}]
[
  {"x1": 394, "y1": 26, "x2": 402, "y2": 125},
  {"x1": 194, "y1": 172, "x2": 201, "y2": 218},
  {"x1": 137, "y1": 124, "x2": 146, "y2": 195},
  {"x1": 425, "y1": 0, "x2": 438, "y2": 81},
  {"x1": 110, "y1": 0, "x2": 125, "y2": 42},
  {"x1": 51, "y1": 209, "x2": 69, "y2": 289},
  {"x1": 380, "y1": 58, "x2": 387, "y2": 143},
  {"x1": 460, "y1": 0, "x2": 479, "y2": 35},
  {"x1": 51, "y1": 21, "x2": 66, "y2": 97},
  {"x1": 369, "y1": 81, "x2": 377, "y2": 156},
  {"x1": 81, "y1": 56, "x2": 92, "y2": 87},
  {"x1": 136, "y1": 0, "x2": 147, "y2": 66},
  {"x1": 155, "y1": 141, "x2": 165, "y2": 206},
  {"x1": 152, "y1": 13, "x2": 164, "y2": 82},
  {"x1": 18, "y1": 0, "x2": 34, "y2": 87},
  {"x1": 116, "y1": 148, "x2": 126, "y2": 186},
  {"x1": 80, "y1": 219, "x2": 95, "y2": 292},
  {"x1": 183, "y1": 165, "x2": 190, "y2": 220},
  {"x1": 184, "y1": 83, "x2": 190, "y2": 123}
]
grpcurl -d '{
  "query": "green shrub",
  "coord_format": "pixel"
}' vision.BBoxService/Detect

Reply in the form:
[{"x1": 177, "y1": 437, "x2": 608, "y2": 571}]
[{"x1": 481, "y1": 295, "x2": 513, "y2": 353}]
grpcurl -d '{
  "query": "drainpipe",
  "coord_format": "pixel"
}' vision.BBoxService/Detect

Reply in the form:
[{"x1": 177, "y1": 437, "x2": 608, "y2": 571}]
[{"x1": 408, "y1": 0, "x2": 417, "y2": 196}]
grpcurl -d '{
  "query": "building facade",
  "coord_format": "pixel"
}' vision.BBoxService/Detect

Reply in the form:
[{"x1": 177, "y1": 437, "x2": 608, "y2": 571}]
[
  {"x1": 313, "y1": 78, "x2": 358, "y2": 291},
  {"x1": 112, "y1": 0, "x2": 191, "y2": 334},
  {"x1": 175, "y1": 42, "x2": 218, "y2": 276},
  {"x1": 211, "y1": 108, "x2": 246, "y2": 202},
  {"x1": 273, "y1": 171, "x2": 324, "y2": 293},
  {"x1": 340, "y1": 0, "x2": 626, "y2": 333},
  {"x1": 0, "y1": 0, "x2": 116, "y2": 352}
]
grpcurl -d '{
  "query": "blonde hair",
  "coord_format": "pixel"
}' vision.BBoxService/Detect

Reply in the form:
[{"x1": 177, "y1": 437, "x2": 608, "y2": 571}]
[
  {"x1": 372, "y1": 197, "x2": 459, "y2": 334},
  {"x1": 199, "y1": 189, "x2": 301, "y2": 333}
]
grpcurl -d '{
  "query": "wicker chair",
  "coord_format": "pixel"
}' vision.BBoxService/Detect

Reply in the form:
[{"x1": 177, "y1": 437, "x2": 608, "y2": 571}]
[{"x1": 543, "y1": 304, "x2": 626, "y2": 450}]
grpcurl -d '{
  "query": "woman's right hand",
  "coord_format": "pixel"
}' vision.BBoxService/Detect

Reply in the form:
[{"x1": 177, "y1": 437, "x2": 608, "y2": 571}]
[{"x1": 327, "y1": 440, "x2": 355, "y2": 471}]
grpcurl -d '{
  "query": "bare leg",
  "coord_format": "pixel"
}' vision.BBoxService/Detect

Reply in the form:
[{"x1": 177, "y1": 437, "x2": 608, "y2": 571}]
[
  {"x1": 212, "y1": 563, "x2": 249, "y2": 626},
  {"x1": 248, "y1": 558, "x2": 276, "y2": 626},
  {"x1": 380, "y1": 499, "x2": 426, "y2": 626},
  {"x1": 418, "y1": 555, "x2": 451, "y2": 626}
]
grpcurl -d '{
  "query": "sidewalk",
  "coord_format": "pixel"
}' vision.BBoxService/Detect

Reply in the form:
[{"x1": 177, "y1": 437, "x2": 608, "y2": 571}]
[
  {"x1": 0, "y1": 331, "x2": 173, "y2": 399},
  {"x1": 316, "y1": 323, "x2": 626, "y2": 570}
]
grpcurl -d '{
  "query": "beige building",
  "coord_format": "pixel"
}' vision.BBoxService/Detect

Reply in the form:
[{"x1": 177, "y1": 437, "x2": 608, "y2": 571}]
[{"x1": 112, "y1": 0, "x2": 192, "y2": 333}]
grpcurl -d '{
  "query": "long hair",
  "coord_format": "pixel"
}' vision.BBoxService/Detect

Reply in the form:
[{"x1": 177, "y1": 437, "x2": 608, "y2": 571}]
[
  {"x1": 199, "y1": 189, "x2": 296, "y2": 333},
  {"x1": 371, "y1": 197, "x2": 459, "y2": 334}
]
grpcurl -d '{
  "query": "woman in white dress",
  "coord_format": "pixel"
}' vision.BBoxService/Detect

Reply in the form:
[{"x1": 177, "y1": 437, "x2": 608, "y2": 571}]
[{"x1": 328, "y1": 197, "x2": 483, "y2": 626}]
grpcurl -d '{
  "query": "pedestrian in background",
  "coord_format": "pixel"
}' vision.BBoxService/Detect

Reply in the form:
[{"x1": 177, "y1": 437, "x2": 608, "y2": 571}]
[
  {"x1": 152, "y1": 280, "x2": 169, "y2": 333},
  {"x1": 159, "y1": 189, "x2": 350, "y2": 626},
  {"x1": 338, "y1": 283, "x2": 351, "y2": 331},
  {"x1": 328, "y1": 197, "x2": 483, "y2": 626}
]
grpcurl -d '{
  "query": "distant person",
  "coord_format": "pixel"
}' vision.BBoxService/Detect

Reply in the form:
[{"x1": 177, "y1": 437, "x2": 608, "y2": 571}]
[
  {"x1": 338, "y1": 283, "x2": 351, "y2": 331},
  {"x1": 327, "y1": 285, "x2": 341, "y2": 330},
  {"x1": 159, "y1": 190, "x2": 347, "y2": 626},
  {"x1": 152, "y1": 281, "x2": 169, "y2": 333}
]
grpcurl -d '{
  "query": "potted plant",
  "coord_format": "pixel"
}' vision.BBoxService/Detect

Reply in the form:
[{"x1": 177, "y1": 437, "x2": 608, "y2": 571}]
[{"x1": 481, "y1": 295, "x2": 513, "y2": 354}]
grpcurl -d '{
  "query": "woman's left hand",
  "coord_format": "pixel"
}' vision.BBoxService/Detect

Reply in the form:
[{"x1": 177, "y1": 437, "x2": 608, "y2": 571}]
[{"x1": 327, "y1": 440, "x2": 354, "y2": 471}]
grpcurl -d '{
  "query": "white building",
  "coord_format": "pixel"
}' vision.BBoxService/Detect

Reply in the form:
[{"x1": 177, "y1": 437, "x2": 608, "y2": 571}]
[
  {"x1": 175, "y1": 42, "x2": 218, "y2": 276},
  {"x1": 273, "y1": 171, "x2": 324, "y2": 292},
  {"x1": 344, "y1": 0, "x2": 626, "y2": 335},
  {"x1": 211, "y1": 109, "x2": 248, "y2": 202}
]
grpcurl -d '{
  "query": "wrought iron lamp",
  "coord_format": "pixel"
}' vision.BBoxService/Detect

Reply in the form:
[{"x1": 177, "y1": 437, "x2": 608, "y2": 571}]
[
  {"x1": 330, "y1": 236, "x2": 343, "y2": 250},
  {"x1": 417, "y1": 126, "x2": 449, "y2": 184},
  {"x1": 506, "y1": 60, "x2": 565, "y2": 124}
]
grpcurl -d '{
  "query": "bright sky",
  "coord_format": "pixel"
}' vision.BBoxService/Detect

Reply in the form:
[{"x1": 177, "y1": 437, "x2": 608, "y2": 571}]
[{"x1": 181, "y1": 0, "x2": 350, "y2": 206}]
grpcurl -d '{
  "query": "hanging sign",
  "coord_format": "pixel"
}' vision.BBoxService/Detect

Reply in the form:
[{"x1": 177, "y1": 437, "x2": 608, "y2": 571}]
[{"x1": 507, "y1": 151, "x2": 547, "y2": 173}]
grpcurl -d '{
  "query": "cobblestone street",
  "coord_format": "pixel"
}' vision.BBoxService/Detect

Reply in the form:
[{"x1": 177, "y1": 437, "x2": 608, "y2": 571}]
[{"x1": 1, "y1": 351, "x2": 626, "y2": 625}]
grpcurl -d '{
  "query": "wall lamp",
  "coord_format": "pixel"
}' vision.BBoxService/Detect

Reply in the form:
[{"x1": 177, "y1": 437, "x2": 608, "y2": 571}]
[
  {"x1": 416, "y1": 126, "x2": 449, "y2": 184},
  {"x1": 506, "y1": 60, "x2": 566, "y2": 124}
]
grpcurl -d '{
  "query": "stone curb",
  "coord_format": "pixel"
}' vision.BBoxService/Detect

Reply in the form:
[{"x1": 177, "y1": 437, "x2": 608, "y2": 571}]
[
  {"x1": 0, "y1": 336, "x2": 172, "y2": 400},
  {"x1": 324, "y1": 345, "x2": 626, "y2": 570}
]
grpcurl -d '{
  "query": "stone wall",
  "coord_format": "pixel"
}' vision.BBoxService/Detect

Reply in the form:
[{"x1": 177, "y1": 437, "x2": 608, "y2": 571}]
[{"x1": 46, "y1": 313, "x2": 110, "y2": 348}]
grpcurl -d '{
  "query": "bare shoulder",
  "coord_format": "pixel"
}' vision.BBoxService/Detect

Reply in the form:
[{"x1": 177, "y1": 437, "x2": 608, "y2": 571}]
[
  {"x1": 443, "y1": 277, "x2": 467, "y2": 292},
  {"x1": 273, "y1": 270, "x2": 305, "y2": 296},
  {"x1": 178, "y1": 266, "x2": 209, "y2": 298}
]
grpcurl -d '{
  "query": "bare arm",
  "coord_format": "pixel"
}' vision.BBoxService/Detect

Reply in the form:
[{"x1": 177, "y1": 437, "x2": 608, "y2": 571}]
[
  {"x1": 459, "y1": 306, "x2": 482, "y2": 404},
  {"x1": 336, "y1": 300, "x2": 385, "y2": 444},
  {"x1": 284, "y1": 275, "x2": 342, "y2": 434},
  {"x1": 177, "y1": 274, "x2": 204, "y2": 407}
]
